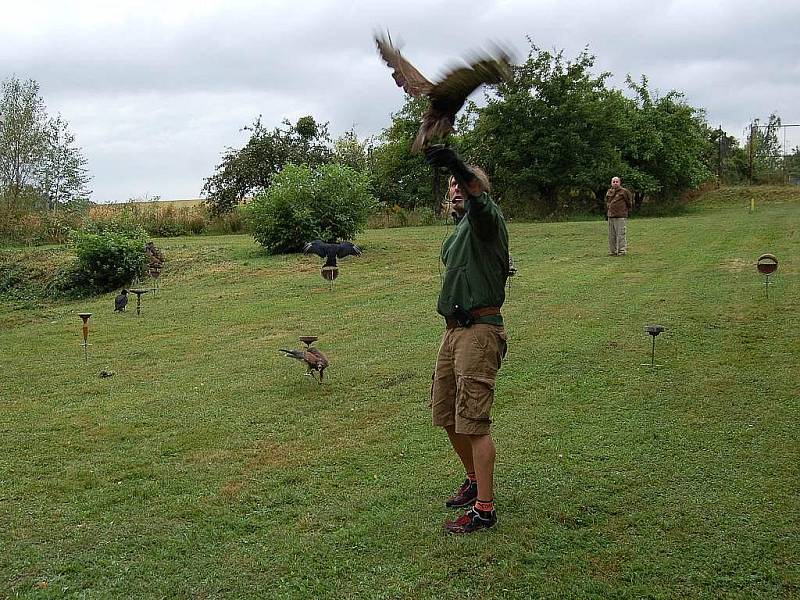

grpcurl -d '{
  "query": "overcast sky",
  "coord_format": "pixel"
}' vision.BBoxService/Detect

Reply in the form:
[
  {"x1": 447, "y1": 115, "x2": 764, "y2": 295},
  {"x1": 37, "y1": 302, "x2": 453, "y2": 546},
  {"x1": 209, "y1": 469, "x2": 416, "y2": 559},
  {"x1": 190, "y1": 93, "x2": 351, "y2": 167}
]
[{"x1": 2, "y1": 0, "x2": 798, "y2": 202}]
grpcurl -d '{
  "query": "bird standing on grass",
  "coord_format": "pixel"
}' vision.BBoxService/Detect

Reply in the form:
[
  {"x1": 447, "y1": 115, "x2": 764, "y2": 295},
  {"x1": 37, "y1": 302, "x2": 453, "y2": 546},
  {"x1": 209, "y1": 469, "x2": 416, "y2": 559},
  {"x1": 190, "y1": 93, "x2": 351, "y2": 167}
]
[
  {"x1": 114, "y1": 289, "x2": 129, "y2": 312},
  {"x1": 375, "y1": 31, "x2": 512, "y2": 152},
  {"x1": 280, "y1": 347, "x2": 329, "y2": 383}
]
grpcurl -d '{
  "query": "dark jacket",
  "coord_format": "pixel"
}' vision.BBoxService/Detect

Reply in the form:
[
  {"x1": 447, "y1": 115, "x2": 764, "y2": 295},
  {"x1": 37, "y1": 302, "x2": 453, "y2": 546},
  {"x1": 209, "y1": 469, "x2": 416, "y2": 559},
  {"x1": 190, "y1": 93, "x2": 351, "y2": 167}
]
[
  {"x1": 606, "y1": 187, "x2": 632, "y2": 218},
  {"x1": 438, "y1": 192, "x2": 509, "y2": 326}
]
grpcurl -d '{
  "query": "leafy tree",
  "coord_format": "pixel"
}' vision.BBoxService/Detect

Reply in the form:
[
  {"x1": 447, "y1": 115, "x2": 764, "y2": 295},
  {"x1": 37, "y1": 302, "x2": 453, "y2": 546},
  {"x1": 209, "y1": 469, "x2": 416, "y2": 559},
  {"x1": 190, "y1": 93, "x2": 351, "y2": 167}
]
[
  {"x1": 786, "y1": 145, "x2": 800, "y2": 181},
  {"x1": 245, "y1": 163, "x2": 374, "y2": 254},
  {"x1": 202, "y1": 115, "x2": 332, "y2": 215},
  {"x1": 0, "y1": 76, "x2": 48, "y2": 209},
  {"x1": 0, "y1": 76, "x2": 91, "y2": 212},
  {"x1": 370, "y1": 96, "x2": 432, "y2": 209},
  {"x1": 40, "y1": 114, "x2": 92, "y2": 211},
  {"x1": 622, "y1": 75, "x2": 712, "y2": 199},
  {"x1": 704, "y1": 127, "x2": 749, "y2": 184},
  {"x1": 460, "y1": 41, "x2": 631, "y2": 213},
  {"x1": 746, "y1": 114, "x2": 784, "y2": 183},
  {"x1": 457, "y1": 39, "x2": 712, "y2": 213},
  {"x1": 332, "y1": 128, "x2": 372, "y2": 173}
]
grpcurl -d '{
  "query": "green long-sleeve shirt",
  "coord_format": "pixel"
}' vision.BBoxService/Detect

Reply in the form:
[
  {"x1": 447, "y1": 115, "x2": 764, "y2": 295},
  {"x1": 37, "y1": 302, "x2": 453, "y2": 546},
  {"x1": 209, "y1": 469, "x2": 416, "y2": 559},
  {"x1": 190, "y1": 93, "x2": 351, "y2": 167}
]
[{"x1": 438, "y1": 192, "x2": 509, "y2": 326}]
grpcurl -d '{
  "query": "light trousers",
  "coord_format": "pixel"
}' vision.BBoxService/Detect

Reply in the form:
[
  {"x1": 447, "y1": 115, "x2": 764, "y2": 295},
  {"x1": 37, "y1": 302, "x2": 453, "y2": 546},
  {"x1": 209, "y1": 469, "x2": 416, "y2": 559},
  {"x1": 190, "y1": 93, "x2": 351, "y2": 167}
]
[{"x1": 608, "y1": 217, "x2": 627, "y2": 255}]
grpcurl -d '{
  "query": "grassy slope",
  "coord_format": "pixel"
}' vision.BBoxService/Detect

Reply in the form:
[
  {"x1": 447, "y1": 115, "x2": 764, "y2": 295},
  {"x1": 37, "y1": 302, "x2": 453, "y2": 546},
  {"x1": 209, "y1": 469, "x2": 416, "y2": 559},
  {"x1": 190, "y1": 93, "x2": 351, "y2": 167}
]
[{"x1": 1, "y1": 189, "x2": 798, "y2": 598}]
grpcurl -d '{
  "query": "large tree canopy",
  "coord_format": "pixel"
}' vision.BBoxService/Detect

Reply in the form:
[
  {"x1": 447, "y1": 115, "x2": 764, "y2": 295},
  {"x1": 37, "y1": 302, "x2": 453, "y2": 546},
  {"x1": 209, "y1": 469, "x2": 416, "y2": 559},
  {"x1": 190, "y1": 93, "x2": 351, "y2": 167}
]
[
  {"x1": 453, "y1": 40, "x2": 712, "y2": 214},
  {"x1": 202, "y1": 115, "x2": 332, "y2": 215},
  {"x1": 460, "y1": 43, "x2": 631, "y2": 212}
]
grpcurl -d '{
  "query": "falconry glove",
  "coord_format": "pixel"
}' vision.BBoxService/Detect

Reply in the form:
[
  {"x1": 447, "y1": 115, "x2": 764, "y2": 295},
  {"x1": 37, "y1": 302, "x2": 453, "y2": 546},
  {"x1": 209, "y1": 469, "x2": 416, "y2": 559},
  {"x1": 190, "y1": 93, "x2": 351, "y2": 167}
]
[{"x1": 424, "y1": 145, "x2": 477, "y2": 192}]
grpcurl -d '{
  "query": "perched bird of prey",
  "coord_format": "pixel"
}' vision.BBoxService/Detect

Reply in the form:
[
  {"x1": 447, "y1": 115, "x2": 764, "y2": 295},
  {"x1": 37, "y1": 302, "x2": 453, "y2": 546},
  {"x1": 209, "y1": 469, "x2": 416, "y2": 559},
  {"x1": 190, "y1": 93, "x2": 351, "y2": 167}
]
[
  {"x1": 303, "y1": 240, "x2": 362, "y2": 268},
  {"x1": 145, "y1": 241, "x2": 164, "y2": 269},
  {"x1": 375, "y1": 32, "x2": 512, "y2": 152},
  {"x1": 114, "y1": 289, "x2": 129, "y2": 312},
  {"x1": 280, "y1": 347, "x2": 329, "y2": 383},
  {"x1": 100, "y1": 368, "x2": 115, "y2": 378}
]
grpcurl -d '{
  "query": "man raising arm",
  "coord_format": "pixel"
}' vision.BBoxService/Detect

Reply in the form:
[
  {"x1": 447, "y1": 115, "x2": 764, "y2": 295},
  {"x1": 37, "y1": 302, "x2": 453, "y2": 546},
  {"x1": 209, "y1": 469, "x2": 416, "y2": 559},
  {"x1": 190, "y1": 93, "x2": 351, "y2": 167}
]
[{"x1": 425, "y1": 145, "x2": 510, "y2": 534}]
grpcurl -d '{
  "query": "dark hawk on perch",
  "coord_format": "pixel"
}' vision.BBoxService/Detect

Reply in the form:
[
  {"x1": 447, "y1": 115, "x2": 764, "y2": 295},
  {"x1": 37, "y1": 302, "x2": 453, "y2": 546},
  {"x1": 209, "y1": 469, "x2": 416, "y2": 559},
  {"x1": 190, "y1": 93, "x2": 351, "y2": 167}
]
[{"x1": 303, "y1": 240, "x2": 362, "y2": 268}]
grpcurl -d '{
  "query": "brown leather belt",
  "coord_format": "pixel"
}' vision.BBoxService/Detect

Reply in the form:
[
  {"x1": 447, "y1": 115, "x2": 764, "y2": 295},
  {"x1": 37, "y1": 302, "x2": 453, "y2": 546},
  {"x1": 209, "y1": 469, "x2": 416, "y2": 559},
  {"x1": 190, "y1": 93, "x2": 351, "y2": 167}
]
[{"x1": 445, "y1": 306, "x2": 501, "y2": 329}]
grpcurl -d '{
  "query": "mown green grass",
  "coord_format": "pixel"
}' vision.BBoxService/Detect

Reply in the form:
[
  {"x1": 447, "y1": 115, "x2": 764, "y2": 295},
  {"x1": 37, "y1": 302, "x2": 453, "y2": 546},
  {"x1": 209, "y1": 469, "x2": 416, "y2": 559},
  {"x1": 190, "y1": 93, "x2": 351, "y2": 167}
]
[{"x1": 1, "y1": 191, "x2": 798, "y2": 598}]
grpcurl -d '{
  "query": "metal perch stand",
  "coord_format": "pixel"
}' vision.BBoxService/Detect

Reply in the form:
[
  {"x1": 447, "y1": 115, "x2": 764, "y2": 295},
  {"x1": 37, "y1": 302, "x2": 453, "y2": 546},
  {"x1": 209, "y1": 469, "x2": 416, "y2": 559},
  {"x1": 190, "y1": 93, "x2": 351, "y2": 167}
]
[
  {"x1": 78, "y1": 312, "x2": 92, "y2": 361},
  {"x1": 643, "y1": 324, "x2": 665, "y2": 367},
  {"x1": 129, "y1": 288, "x2": 149, "y2": 316},
  {"x1": 756, "y1": 254, "x2": 778, "y2": 299}
]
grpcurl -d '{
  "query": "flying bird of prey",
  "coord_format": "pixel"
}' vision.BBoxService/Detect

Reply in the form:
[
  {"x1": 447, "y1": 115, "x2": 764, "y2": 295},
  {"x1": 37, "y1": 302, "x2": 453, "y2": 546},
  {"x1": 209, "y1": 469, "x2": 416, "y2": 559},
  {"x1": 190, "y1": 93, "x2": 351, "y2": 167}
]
[
  {"x1": 375, "y1": 32, "x2": 512, "y2": 152},
  {"x1": 303, "y1": 240, "x2": 362, "y2": 268},
  {"x1": 280, "y1": 347, "x2": 329, "y2": 383},
  {"x1": 114, "y1": 289, "x2": 129, "y2": 312}
]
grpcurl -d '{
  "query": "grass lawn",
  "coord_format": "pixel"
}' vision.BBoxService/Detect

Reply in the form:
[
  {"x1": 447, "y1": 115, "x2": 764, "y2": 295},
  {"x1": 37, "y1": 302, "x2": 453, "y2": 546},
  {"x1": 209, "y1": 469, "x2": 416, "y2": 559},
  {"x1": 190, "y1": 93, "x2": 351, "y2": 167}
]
[{"x1": 1, "y1": 189, "x2": 798, "y2": 598}]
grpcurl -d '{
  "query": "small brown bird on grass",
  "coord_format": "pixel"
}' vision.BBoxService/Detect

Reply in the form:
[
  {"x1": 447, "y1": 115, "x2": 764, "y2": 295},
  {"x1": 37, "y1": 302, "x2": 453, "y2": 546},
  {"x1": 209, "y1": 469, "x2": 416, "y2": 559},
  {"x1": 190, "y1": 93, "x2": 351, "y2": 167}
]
[
  {"x1": 375, "y1": 31, "x2": 512, "y2": 152},
  {"x1": 280, "y1": 347, "x2": 329, "y2": 383}
]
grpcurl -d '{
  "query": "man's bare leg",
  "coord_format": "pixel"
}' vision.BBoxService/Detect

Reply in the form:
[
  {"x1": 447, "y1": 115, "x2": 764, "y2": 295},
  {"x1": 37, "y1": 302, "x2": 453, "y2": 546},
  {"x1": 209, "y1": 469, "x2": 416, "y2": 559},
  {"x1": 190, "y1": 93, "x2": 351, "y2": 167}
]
[
  {"x1": 445, "y1": 425, "x2": 474, "y2": 473},
  {"x1": 470, "y1": 433, "x2": 495, "y2": 502}
]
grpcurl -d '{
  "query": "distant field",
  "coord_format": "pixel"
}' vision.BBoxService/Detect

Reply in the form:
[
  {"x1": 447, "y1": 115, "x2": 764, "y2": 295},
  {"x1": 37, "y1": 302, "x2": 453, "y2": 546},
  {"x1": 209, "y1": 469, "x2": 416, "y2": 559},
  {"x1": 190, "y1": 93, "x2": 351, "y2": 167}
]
[
  {"x1": 1, "y1": 189, "x2": 798, "y2": 598},
  {"x1": 92, "y1": 198, "x2": 204, "y2": 211}
]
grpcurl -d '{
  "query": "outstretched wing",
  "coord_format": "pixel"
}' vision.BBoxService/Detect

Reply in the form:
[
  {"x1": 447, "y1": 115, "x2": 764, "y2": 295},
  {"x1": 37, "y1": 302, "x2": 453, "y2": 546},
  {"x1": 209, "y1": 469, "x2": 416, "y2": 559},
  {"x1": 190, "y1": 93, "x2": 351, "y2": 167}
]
[
  {"x1": 335, "y1": 242, "x2": 362, "y2": 259},
  {"x1": 303, "y1": 240, "x2": 331, "y2": 259},
  {"x1": 428, "y1": 50, "x2": 512, "y2": 116},
  {"x1": 375, "y1": 32, "x2": 434, "y2": 96}
]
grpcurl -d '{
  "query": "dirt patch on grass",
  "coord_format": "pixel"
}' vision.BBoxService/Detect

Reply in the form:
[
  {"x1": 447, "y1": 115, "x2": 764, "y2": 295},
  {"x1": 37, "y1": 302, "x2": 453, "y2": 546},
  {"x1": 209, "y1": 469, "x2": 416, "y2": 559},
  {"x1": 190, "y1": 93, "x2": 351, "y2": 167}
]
[{"x1": 719, "y1": 257, "x2": 750, "y2": 272}]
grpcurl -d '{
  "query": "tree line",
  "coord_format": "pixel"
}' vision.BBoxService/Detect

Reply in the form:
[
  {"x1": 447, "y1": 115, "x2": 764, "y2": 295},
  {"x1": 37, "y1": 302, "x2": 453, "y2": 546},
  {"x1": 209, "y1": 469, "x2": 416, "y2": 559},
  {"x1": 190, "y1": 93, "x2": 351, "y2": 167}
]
[
  {"x1": 203, "y1": 40, "x2": 799, "y2": 218},
  {"x1": 3, "y1": 38, "x2": 798, "y2": 229}
]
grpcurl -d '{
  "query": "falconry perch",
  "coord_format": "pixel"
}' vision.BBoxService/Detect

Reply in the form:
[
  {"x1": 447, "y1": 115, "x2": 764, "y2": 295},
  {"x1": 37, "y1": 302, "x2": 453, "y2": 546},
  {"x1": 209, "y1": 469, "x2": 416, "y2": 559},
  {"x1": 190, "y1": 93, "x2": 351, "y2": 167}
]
[{"x1": 375, "y1": 32, "x2": 512, "y2": 152}]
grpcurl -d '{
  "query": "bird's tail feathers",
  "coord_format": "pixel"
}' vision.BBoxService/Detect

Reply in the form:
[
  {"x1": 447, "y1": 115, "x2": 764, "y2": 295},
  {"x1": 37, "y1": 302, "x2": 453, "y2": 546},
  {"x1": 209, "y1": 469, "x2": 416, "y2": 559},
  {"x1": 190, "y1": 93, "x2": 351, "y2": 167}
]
[{"x1": 279, "y1": 349, "x2": 305, "y2": 360}]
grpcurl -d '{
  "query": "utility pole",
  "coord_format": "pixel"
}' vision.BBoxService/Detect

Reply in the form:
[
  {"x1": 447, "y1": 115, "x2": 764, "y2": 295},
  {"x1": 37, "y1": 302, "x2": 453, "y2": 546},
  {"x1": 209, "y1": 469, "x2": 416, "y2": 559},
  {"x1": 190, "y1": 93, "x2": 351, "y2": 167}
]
[
  {"x1": 748, "y1": 124, "x2": 755, "y2": 185},
  {"x1": 718, "y1": 125, "x2": 723, "y2": 187}
]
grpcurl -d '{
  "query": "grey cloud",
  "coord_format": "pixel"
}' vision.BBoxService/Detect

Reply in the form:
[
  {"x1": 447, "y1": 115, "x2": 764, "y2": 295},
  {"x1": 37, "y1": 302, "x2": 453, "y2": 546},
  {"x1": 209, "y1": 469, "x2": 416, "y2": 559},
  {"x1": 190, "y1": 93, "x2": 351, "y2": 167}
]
[{"x1": 3, "y1": 0, "x2": 798, "y2": 201}]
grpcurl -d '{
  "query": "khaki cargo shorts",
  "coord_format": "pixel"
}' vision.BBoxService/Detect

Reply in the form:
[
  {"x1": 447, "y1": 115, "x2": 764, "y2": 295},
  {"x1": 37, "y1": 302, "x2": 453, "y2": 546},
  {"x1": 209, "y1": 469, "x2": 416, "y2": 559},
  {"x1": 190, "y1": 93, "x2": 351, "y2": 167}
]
[{"x1": 431, "y1": 324, "x2": 508, "y2": 435}]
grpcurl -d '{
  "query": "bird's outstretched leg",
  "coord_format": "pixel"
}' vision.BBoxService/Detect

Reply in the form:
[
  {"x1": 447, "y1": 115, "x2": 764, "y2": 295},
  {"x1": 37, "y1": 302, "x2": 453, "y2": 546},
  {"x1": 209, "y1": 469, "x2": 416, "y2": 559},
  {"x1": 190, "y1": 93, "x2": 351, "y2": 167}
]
[{"x1": 305, "y1": 367, "x2": 320, "y2": 383}]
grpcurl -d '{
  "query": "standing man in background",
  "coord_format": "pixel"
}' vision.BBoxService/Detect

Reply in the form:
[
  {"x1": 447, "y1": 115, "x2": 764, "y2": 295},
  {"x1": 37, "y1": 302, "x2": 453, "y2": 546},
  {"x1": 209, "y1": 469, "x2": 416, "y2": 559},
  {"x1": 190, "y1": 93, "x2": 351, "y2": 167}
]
[{"x1": 606, "y1": 176, "x2": 633, "y2": 256}]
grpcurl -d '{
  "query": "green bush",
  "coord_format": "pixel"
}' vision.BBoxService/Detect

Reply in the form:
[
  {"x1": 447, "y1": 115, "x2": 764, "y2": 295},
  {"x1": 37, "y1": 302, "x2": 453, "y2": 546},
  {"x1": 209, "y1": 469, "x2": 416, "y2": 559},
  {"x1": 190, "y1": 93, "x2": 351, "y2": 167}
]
[
  {"x1": 245, "y1": 163, "x2": 375, "y2": 253},
  {"x1": 69, "y1": 226, "x2": 148, "y2": 292}
]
